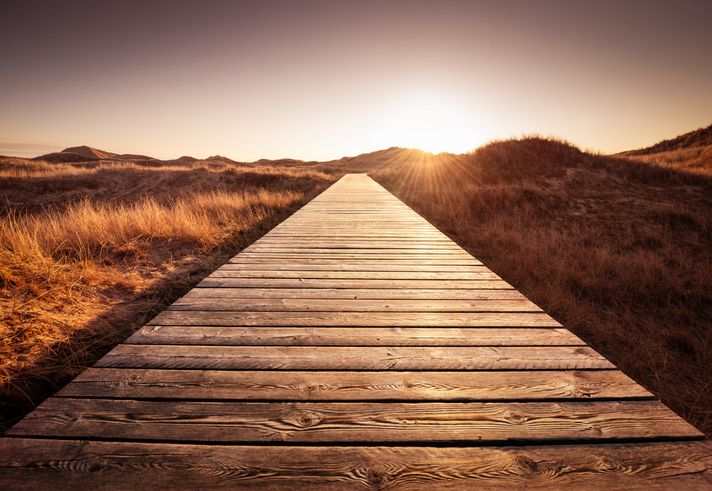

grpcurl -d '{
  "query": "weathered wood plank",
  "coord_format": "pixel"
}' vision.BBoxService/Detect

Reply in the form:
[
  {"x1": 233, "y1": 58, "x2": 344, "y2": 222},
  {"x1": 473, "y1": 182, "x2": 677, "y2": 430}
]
[
  {"x1": 245, "y1": 245, "x2": 465, "y2": 252},
  {"x1": 8, "y1": 399, "x2": 700, "y2": 443},
  {"x1": 221, "y1": 263, "x2": 485, "y2": 271},
  {"x1": 259, "y1": 236, "x2": 450, "y2": 240},
  {"x1": 184, "y1": 288, "x2": 522, "y2": 300},
  {"x1": 127, "y1": 326, "x2": 581, "y2": 346},
  {"x1": 4, "y1": 439, "x2": 711, "y2": 490},
  {"x1": 199, "y1": 278, "x2": 514, "y2": 289},
  {"x1": 232, "y1": 255, "x2": 483, "y2": 263},
  {"x1": 230, "y1": 257, "x2": 481, "y2": 263},
  {"x1": 237, "y1": 252, "x2": 476, "y2": 260},
  {"x1": 59, "y1": 368, "x2": 652, "y2": 400},
  {"x1": 149, "y1": 310, "x2": 560, "y2": 326},
  {"x1": 246, "y1": 240, "x2": 463, "y2": 246},
  {"x1": 208, "y1": 270, "x2": 502, "y2": 280},
  {"x1": 167, "y1": 298, "x2": 541, "y2": 312},
  {"x1": 263, "y1": 233, "x2": 449, "y2": 236},
  {"x1": 96, "y1": 345, "x2": 613, "y2": 370}
]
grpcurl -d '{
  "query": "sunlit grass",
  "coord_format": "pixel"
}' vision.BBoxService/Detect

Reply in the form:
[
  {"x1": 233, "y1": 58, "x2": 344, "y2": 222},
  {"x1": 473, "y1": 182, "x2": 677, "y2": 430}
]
[
  {"x1": 372, "y1": 138, "x2": 712, "y2": 434},
  {"x1": 0, "y1": 158, "x2": 333, "y2": 418}
]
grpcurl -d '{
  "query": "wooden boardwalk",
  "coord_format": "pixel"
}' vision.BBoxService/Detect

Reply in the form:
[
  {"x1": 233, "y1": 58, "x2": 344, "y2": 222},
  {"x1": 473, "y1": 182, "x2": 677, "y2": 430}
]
[{"x1": 2, "y1": 174, "x2": 711, "y2": 488}]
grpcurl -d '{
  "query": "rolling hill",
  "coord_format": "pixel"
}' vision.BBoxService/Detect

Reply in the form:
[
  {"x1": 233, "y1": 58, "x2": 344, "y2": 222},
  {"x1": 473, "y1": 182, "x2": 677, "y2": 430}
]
[
  {"x1": 622, "y1": 124, "x2": 712, "y2": 155},
  {"x1": 35, "y1": 145, "x2": 157, "y2": 163},
  {"x1": 619, "y1": 123, "x2": 712, "y2": 175}
]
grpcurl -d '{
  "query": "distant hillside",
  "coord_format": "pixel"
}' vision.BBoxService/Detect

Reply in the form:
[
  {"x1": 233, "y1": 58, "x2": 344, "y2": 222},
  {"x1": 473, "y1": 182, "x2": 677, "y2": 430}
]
[
  {"x1": 62, "y1": 145, "x2": 117, "y2": 160},
  {"x1": 34, "y1": 151, "x2": 100, "y2": 163},
  {"x1": 620, "y1": 123, "x2": 712, "y2": 175},
  {"x1": 314, "y1": 147, "x2": 445, "y2": 173},
  {"x1": 205, "y1": 155, "x2": 240, "y2": 165},
  {"x1": 621, "y1": 124, "x2": 712, "y2": 156},
  {"x1": 25, "y1": 123, "x2": 712, "y2": 175},
  {"x1": 254, "y1": 158, "x2": 305, "y2": 166},
  {"x1": 118, "y1": 153, "x2": 156, "y2": 161},
  {"x1": 35, "y1": 145, "x2": 157, "y2": 163},
  {"x1": 33, "y1": 147, "x2": 241, "y2": 165}
]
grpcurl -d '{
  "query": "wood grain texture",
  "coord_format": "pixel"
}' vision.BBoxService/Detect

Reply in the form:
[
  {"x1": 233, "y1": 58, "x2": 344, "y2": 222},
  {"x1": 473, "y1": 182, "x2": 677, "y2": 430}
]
[
  {"x1": 197, "y1": 277, "x2": 514, "y2": 289},
  {"x1": 221, "y1": 263, "x2": 486, "y2": 271},
  {"x1": 8, "y1": 399, "x2": 700, "y2": 443},
  {"x1": 3, "y1": 439, "x2": 712, "y2": 490},
  {"x1": 167, "y1": 298, "x2": 542, "y2": 312},
  {"x1": 127, "y1": 326, "x2": 582, "y2": 346},
  {"x1": 184, "y1": 287, "x2": 522, "y2": 300},
  {"x1": 95, "y1": 345, "x2": 614, "y2": 370},
  {"x1": 245, "y1": 242, "x2": 464, "y2": 250},
  {"x1": 59, "y1": 369, "x2": 652, "y2": 400},
  {"x1": 208, "y1": 270, "x2": 501, "y2": 280},
  {"x1": 233, "y1": 252, "x2": 484, "y2": 264},
  {"x1": 262, "y1": 233, "x2": 450, "y2": 238},
  {"x1": 237, "y1": 248, "x2": 474, "y2": 256},
  {"x1": 148, "y1": 311, "x2": 561, "y2": 326},
  {"x1": 228, "y1": 257, "x2": 483, "y2": 265}
]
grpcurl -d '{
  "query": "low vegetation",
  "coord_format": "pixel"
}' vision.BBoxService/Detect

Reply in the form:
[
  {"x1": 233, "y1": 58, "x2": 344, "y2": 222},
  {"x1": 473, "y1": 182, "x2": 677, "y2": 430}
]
[
  {"x1": 0, "y1": 157, "x2": 333, "y2": 430},
  {"x1": 372, "y1": 138, "x2": 712, "y2": 435},
  {"x1": 620, "y1": 123, "x2": 712, "y2": 176}
]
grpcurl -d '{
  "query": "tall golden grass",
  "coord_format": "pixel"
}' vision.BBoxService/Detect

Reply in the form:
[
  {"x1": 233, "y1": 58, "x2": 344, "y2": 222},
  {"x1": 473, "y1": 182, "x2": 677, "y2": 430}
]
[
  {"x1": 0, "y1": 157, "x2": 333, "y2": 429},
  {"x1": 3, "y1": 190, "x2": 299, "y2": 260},
  {"x1": 626, "y1": 145, "x2": 712, "y2": 176},
  {"x1": 372, "y1": 138, "x2": 712, "y2": 435}
]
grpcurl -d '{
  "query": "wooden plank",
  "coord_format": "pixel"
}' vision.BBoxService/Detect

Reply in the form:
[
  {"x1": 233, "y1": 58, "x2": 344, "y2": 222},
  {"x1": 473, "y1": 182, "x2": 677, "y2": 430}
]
[
  {"x1": 58, "y1": 368, "x2": 652, "y2": 400},
  {"x1": 0, "y1": 438, "x2": 712, "y2": 491},
  {"x1": 238, "y1": 248, "x2": 472, "y2": 255},
  {"x1": 230, "y1": 256, "x2": 482, "y2": 264},
  {"x1": 8, "y1": 399, "x2": 701, "y2": 443},
  {"x1": 149, "y1": 311, "x2": 560, "y2": 327},
  {"x1": 197, "y1": 278, "x2": 514, "y2": 289},
  {"x1": 221, "y1": 263, "x2": 486, "y2": 271},
  {"x1": 262, "y1": 233, "x2": 450, "y2": 238},
  {"x1": 183, "y1": 288, "x2": 522, "y2": 300},
  {"x1": 207, "y1": 270, "x2": 502, "y2": 280},
  {"x1": 167, "y1": 298, "x2": 541, "y2": 312},
  {"x1": 266, "y1": 233, "x2": 446, "y2": 237},
  {"x1": 246, "y1": 251, "x2": 461, "y2": 258},
  {"x1": 247, "y1": 238, "x2": 461, "y2": 243},
  {"x1": 231, "y1": 252, "x2": 482, "y2": 267},
  {"x1": 127, "y1": 326, "x2": 581, "y2": 346},
  {"x1": 245, "y1": 245, "x2": 462, "y2": 253},
  {"x1": 4, "y1": 439, "x2": 711, "y2": 489},
  {"x1": 95, "y1": 345, "x2": 613, "y2": 370}
]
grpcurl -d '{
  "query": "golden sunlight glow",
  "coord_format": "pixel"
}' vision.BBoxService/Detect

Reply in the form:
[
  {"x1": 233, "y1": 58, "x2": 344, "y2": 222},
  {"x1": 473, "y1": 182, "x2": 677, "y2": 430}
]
[{"x1": 376, "y1": 92, "x2": 487, "y2": 154}]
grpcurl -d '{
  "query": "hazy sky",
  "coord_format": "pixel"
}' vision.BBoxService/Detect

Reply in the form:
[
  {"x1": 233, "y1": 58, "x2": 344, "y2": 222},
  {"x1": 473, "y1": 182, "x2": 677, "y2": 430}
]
[{"x1": 1, "y1": 0, "x2": 711, "y2": 160}]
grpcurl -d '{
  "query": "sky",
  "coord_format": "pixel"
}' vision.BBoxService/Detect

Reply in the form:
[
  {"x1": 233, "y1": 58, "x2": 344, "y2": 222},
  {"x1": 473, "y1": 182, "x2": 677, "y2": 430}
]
[{"x1": 1, "y1": 0, "x2": 711, "y2": 160}]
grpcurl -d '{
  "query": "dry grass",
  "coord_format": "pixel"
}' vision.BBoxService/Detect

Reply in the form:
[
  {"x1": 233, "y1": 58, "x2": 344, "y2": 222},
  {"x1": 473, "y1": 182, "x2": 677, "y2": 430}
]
[
  {"x1": 0, "y1": 157, "x2": 334, "y2": 430},
  {"x1": 619, "y1": 123, "x2": 712, "y2": 176},
  {"x1": 625, "y1": 145, "x2": 712, "y2": 176},
  {"x1": 372, "y1": 139, "x2": 712, "y2": 435}
]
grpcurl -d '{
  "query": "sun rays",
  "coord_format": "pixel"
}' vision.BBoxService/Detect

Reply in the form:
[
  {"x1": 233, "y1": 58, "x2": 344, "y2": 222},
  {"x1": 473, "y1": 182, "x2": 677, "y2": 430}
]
[{"x1": 374, "y1": 92, "x2": 486, "y2": 154}]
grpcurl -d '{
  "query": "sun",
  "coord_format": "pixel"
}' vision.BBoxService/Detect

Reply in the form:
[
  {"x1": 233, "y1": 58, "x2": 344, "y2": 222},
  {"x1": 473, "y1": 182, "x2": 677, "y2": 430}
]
[{"x1": 376, "y1": 92, "x2": 485, "y2": 154}]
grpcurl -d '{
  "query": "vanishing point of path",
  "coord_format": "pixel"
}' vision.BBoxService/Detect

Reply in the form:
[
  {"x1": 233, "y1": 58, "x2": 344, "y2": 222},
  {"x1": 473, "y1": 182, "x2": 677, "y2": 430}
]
[{"x1": 1, "y1": 174, "x2": 711, "y2": 488}]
